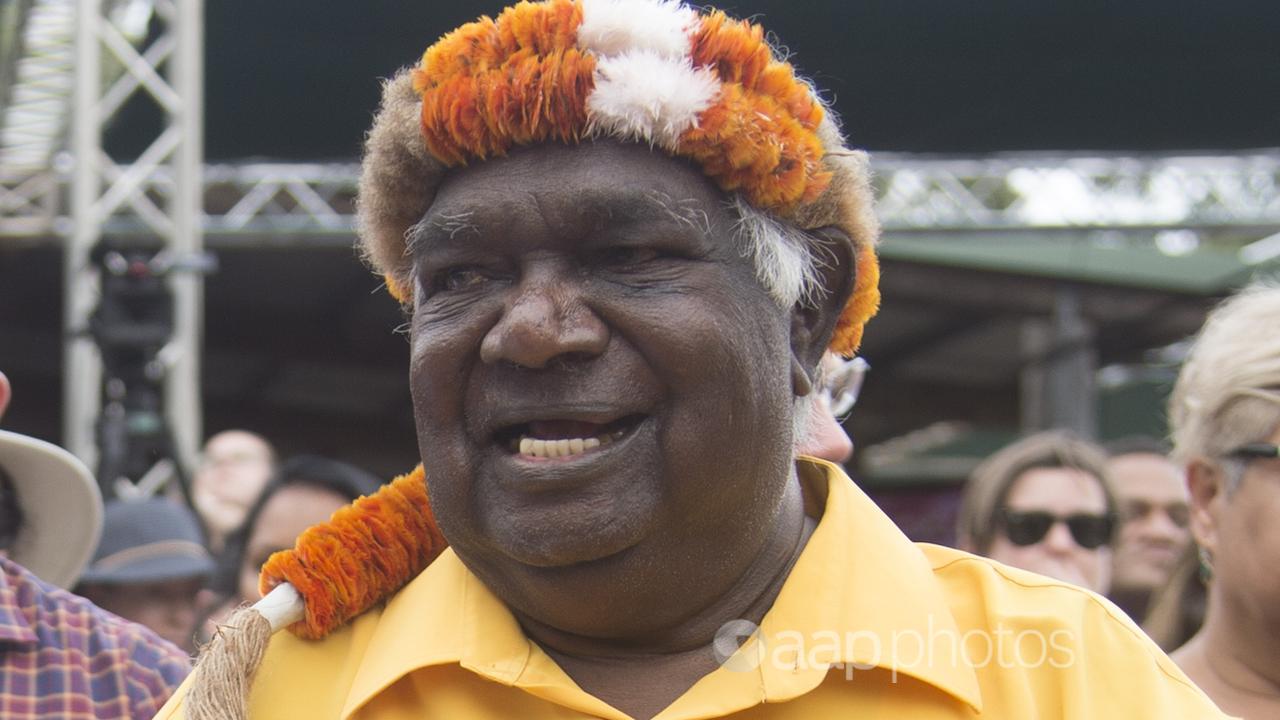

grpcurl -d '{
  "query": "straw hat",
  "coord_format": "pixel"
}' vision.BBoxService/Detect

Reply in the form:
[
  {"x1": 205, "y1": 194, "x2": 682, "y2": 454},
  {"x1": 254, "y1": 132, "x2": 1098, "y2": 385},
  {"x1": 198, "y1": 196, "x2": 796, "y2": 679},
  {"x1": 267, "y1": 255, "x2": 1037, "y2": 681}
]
[{"x1": 0, "y1": 429, "x2": 103, "y2": 588}]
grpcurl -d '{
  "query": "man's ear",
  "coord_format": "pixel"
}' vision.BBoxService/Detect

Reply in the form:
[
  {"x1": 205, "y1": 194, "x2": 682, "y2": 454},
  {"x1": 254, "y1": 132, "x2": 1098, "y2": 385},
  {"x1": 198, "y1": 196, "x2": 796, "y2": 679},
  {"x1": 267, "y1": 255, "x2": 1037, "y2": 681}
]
[
  {"x1": 0, "y1": 371, "x2": 10, "y2": 421},
  {"x1": 789, "y1": 226, "x2": 857, "y2": 394},
  {"x1": 1185, "y1": 457, "x2": 1223, "y2": 557}
]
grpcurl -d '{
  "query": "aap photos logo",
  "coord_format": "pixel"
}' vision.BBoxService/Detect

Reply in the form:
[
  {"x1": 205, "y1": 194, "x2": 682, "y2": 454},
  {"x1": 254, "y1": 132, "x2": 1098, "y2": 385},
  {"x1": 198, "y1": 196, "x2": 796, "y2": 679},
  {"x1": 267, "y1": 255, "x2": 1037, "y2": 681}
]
[{"x1": 712, "y1": 619, "x2": 766, "y2": 672}]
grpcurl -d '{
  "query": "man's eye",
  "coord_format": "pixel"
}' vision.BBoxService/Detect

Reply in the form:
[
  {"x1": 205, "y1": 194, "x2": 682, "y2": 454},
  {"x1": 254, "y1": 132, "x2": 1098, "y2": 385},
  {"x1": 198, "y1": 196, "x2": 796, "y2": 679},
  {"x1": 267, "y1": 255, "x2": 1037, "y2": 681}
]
[
  {"x1": 431, "y1": 267, "x2": 489, "y2": 293},
  {"x1": 1122, "y1": 501, "x2": 1151, "y2": 521},
  {"x1": 1165, "y1": 504, "x2": 1190, "y2": 529},
  {"x1": 598, "y1": 246, "x2": 660, "y2": 268}
]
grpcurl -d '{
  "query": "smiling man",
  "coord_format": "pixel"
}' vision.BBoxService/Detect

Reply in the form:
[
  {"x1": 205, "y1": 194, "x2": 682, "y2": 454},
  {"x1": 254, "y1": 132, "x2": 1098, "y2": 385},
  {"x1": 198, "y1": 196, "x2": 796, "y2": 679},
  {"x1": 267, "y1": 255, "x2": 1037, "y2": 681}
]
[
  {"x1": 1104, "y1": 438, "x2": 1192, "y2": 621},
  {"x1": 160, "y1": 1, "x2": 1227, "y2": 718}
]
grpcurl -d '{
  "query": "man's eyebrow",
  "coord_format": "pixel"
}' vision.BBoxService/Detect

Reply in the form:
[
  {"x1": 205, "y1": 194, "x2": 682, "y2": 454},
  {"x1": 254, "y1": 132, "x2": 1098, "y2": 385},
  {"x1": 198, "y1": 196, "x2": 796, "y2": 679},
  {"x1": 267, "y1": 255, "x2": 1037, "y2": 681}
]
[
  {"x1": 609, "y1": 190, "x2": 712, "y2": 236},
  {"x1": 406, "y1": 189, "x2": 714, "y2": 254},
  {"x1": 405, "y1": 211, "x2": 478, "y2": 255}
]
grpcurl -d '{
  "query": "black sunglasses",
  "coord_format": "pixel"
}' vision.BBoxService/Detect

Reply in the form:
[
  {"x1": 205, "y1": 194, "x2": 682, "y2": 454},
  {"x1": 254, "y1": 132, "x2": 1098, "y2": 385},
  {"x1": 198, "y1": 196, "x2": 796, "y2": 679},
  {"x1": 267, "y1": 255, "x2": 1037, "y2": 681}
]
[
  {"x1": 997, "y1": 509, "x2": 1115, "y2": 550},
  {"x1": 1226, "y1": 442, "x2": 1280, "y2": 461}
]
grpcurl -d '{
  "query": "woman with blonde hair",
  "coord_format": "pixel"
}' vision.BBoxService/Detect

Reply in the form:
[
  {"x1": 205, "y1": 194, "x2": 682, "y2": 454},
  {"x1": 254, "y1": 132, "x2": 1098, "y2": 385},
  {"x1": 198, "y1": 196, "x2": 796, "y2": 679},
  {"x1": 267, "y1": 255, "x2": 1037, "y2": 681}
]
[{"x1": 1165, "y1": 282, "x2": 1280, "y2": 719}]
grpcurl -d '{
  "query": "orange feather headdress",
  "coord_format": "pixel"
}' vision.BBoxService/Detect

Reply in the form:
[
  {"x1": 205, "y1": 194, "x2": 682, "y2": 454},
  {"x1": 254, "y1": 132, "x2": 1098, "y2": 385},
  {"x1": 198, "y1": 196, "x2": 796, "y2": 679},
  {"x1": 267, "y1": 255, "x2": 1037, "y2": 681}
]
[{"x1": 360, "y1": 0, "x2": 882, "y2": 356}]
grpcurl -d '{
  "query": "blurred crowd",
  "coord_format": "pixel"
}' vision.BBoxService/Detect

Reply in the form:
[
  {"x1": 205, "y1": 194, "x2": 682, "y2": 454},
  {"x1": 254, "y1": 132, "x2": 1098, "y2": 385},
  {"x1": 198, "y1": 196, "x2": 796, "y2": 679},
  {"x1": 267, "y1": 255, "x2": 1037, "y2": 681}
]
[
  {"x1": 73, "y1": 434, "x2": 387, "y2": 655},
  {"x1": 948, "y1": 283, "x2": 1280, "y2": 719},
  {"x1": 0, "y1": 282, "x2": 1276, "y2": 718},
  {"x1": 0, "y1": 387, "x2": 384, "y2": 719}
]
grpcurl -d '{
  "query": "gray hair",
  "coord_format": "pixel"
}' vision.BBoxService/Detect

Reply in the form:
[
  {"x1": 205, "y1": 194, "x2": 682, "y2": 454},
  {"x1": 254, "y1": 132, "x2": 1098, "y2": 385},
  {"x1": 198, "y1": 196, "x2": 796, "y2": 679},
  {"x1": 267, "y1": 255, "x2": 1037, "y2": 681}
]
[
  {"x1": 730, "y1": 197, "x2": 832, "y2": 449},
  {"x1": 1169, "y1": 281, "x2": 1280, "y2": 490},
  {"x1": 731, "y1": 196, "x2": 823, "y2": 312}
]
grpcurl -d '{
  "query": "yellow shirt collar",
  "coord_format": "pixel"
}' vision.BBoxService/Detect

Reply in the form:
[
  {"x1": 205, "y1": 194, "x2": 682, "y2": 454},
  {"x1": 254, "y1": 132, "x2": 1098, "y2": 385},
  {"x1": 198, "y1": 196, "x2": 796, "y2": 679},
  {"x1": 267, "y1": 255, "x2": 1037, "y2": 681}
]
[{"x1": 341, "y1": 458, "x2": 982, "y2": 718}]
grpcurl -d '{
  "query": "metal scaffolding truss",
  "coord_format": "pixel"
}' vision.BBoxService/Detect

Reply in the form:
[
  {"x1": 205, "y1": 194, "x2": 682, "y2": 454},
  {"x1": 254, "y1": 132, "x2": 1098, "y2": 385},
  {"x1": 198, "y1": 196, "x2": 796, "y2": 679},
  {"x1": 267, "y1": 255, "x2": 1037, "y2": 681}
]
[
  {"x1": 873, "y1": 151, "x2": 1280, "y2": 233},
  {"x1": 0, "y1": 0, "x2": 75, "y2": 237},
  {"x1": 0, "y1": 0, "x2": 158, "y2": 236},
  {"x1": 58, "y1": 0, "x2": 204, "y2": 475},
  {"x1": 6, "y1": 152, "x2": 1280, "y2": 243},
  {"x1": 202, "y1": 163, "x2": 356, "y2": 238},
  {"x1": 1, "y1": 0, "x2": 76, "y2": 169}
]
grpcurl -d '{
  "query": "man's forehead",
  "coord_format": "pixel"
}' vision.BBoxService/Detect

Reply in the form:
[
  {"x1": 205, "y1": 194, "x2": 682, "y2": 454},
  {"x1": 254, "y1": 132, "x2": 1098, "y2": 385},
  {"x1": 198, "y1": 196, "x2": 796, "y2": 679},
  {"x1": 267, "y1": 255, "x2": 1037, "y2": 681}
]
[
  {"x1": 415, "y1": 145, "x2": 723, "y2": 244},
  {"x1": 423, "y1": 188, "x2": 711, "y2": 230},
  {"x1": 206, "y1": 432, "x2": 269, "y2": 456},
  {"x1": 1109, "y1": 454, "x2": 1187, "y2": 498}
]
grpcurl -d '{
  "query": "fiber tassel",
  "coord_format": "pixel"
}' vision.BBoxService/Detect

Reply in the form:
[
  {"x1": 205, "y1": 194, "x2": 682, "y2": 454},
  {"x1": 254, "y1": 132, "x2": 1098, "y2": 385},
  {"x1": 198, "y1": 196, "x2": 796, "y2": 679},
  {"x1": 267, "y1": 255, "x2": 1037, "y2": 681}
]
[
  {"x1": 185, "y1": 466, "x2": 446, "y2": 717},
  {"x1": 186, "y1": 585, "x2": 303, "y2": 720}
]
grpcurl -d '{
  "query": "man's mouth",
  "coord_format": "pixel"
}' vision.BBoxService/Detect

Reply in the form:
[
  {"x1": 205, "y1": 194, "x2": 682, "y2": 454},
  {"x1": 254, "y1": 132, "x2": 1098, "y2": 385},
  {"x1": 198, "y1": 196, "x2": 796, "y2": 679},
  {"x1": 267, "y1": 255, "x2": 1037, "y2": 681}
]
[{"x1": 499, "y1": 416, "x2": 644, "y2": 459}]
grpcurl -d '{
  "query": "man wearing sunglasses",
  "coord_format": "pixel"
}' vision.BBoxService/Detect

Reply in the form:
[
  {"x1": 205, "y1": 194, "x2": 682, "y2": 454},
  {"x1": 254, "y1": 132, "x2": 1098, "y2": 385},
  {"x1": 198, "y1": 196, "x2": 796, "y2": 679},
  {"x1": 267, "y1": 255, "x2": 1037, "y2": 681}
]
[{"x1": 957, "y1": 431, "x2": 1119, "y2": 594}]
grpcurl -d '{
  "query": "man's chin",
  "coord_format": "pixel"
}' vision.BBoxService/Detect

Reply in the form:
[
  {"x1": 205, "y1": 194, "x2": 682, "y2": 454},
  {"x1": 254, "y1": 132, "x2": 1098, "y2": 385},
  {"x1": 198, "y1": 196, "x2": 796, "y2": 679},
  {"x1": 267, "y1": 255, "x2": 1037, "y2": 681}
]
[
  {"x1": 475, "y1": 484, "x2": 657, "y2": 568},
  {"x1": 495, "y1": 523, "x2": 641, "y2": 568}
]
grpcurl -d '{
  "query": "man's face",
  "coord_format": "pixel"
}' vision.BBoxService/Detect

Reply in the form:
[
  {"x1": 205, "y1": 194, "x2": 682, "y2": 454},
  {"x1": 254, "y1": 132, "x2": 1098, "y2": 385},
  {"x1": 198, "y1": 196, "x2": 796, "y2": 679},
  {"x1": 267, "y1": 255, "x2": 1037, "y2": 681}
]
[
  {"x1": 1107, "y1": 452, "x2": 1190, "y2": 594},
  {"x1": 988, "y1": 467, "x2": 1114, "y2": 593},
  {"x1": 193, "y1": 431, "x2": 273, "y2": 538},
  {"x1": 79, "y1": 577, "x2": 204, "y2": 652},
  {"x1": 408, "y1": 142, "x2": 806, "y2": 635},
  {"x1": 796, "y1": 355, "x2": 856, "y2": 464}
]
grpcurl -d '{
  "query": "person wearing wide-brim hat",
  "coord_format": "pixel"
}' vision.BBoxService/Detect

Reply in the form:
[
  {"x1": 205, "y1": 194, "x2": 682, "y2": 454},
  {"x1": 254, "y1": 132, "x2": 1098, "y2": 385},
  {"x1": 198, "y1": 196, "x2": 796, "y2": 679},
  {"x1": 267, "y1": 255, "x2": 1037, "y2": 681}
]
[
  {"x1": 0, "y1": 382, "x2": 101, "y2": 589},
  {"x1": 0, "y1": 371, "x2": 191, "y2": 719}
]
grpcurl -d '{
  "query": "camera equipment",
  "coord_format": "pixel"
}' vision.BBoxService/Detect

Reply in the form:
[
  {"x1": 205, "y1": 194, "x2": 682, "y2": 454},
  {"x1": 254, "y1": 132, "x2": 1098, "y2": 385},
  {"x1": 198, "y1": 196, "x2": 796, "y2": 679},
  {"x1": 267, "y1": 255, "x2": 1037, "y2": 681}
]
[{"x1": 87, "y1": 238, "x2": 215, "y2": 502}]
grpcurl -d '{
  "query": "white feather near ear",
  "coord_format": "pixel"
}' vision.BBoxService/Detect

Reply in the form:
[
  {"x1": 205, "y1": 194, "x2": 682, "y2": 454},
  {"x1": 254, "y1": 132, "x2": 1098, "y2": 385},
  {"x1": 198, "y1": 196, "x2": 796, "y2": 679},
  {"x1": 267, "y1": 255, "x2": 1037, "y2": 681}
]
[
  {"x1": 586, "y1": 51, "x2": 719, "y2": 150},
  {"x1": 578, "y1": 0, "x2": 698, "y2": 60}
]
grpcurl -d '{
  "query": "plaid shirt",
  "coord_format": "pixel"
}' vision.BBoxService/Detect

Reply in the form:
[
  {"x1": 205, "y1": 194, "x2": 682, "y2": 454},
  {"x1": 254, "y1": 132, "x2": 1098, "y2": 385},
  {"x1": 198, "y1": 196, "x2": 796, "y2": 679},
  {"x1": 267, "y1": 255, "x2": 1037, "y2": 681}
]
[{"x1": 0, "y1": 555, "x2": 190, "y2": 719}]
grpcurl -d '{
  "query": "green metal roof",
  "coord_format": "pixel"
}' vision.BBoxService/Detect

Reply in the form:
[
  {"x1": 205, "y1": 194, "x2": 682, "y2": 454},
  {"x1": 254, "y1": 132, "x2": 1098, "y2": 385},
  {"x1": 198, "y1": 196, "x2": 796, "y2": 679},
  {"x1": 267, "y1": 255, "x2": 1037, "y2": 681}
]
[{"x1": 880, "y1": 234, "x2": 1254, "y2": 295}]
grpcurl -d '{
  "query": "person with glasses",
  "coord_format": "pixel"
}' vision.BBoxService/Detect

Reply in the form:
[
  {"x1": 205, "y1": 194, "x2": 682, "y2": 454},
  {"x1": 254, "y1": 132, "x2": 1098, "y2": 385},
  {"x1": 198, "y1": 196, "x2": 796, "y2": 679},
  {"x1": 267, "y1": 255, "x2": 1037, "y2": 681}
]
[
  {"x1": 1165, "y1": 283, "x2": 1280, "y2": 719},
  {"x1": 957, "y1": 431, "x2": 1118, "y2": 594},
  {"x1": 797, "y1": 354, "x2": 868, "y2": 463}
]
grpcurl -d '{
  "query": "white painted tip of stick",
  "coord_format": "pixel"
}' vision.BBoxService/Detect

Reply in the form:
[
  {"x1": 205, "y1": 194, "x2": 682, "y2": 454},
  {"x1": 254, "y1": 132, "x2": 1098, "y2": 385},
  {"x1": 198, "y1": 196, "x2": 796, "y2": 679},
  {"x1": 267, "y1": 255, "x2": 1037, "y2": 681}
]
[
  {"x1": 1240, "y1": 231, "x2": 1280, "y2": 265},
  {"x1": 254, "y1": 583, "x2": 304, "y2": 632}
]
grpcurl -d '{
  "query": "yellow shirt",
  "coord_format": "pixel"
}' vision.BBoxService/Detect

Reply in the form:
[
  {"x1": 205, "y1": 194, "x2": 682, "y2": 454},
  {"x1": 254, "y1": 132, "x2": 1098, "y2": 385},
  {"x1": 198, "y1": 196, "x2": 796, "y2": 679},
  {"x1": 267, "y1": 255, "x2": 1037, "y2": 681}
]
[{"x1": 158, "y1": 459, "x2": 1228, "y2": 719}]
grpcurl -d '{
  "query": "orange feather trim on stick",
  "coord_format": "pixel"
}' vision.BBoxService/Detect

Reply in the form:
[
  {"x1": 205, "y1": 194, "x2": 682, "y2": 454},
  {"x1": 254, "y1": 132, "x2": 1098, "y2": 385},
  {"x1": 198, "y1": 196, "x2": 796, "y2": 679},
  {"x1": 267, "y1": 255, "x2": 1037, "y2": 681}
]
[{"x1": 258, "y1": 465, "x2": 446, "y2": 640}]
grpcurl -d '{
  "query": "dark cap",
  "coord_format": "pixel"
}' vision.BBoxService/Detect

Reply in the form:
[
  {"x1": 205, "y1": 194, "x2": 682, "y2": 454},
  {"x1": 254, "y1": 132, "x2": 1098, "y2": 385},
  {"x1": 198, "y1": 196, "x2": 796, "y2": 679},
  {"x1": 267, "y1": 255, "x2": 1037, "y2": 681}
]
[{"x1": 78, "y1": 497, "x2": 215, "y2": 585}]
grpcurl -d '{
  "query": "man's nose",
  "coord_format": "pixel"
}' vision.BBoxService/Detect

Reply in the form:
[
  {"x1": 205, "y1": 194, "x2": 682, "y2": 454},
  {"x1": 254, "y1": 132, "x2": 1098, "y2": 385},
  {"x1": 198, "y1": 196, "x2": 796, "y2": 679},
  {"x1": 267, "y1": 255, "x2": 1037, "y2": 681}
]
[
  {"x1": 1042, "y1": 521, "x2": 1080, "y2": 553},
  {"x1": 1141, "y1": 508, "x2": 1187, "y2": 542},
  {"x1": 169, "y1": 599, "x2": 196, "y2": 628},
  {"x1": 480, "y1": 272, "x2": 609, "y2": 368}
]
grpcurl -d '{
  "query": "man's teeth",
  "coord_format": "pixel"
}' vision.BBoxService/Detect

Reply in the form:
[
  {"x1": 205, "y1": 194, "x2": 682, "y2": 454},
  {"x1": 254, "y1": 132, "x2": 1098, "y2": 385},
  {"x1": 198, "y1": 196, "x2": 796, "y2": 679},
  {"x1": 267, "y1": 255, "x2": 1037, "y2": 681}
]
[{"x1": 516, "y1": 427, "x2": 628, "y2": 458}]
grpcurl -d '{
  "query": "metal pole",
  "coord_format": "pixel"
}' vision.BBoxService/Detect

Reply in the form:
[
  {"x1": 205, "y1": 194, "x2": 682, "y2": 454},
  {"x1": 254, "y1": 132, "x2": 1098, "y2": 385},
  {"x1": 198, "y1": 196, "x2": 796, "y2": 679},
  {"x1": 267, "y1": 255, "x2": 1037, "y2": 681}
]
[
  {"x1": 168, "y1": 0, "x2": 204, "y2": 471},
  {"x1": 1018, "y1": 285, "x2": 1098, "y2": 437},
  {"x1": 1047, "y1": 285, "x2": 1097, "y2": 438},
  {"x1": 65, "y1": 0, "x2": 102, "y2": 465}
]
